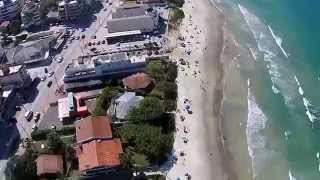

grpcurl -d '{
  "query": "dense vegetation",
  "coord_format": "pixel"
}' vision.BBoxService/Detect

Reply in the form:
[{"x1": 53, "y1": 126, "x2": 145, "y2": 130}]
[
  {"x1": 6, "y1": 130, "x2": 76, "y2": 179},
  {"x1": 94, "y1": 86, "x2": 123, "y2": 115},
  {"x1": 117, "y1": 60, "x2": 177, "y2": 169}
]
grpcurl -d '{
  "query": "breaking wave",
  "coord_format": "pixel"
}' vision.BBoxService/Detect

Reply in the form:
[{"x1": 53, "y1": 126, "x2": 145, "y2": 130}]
[
  {"x1": 268, "y1": 25, "x2": 289, "y2": 58},
  {"x1": 289, "y1": 170, "x2": 297, "y2": 180},
  {"x1": 294, "y1": 75, "x2": 318, "y2": 123},
  {"x1": 238, "y1": 4, "x2": 285, "y2": 97}
]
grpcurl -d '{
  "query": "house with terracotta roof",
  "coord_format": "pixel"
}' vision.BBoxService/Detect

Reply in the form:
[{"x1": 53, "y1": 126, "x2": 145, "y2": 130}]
[
  {"x1": 75, "y1": 115, "x2": 124, "y2": 173},
  {"x1": 75, "y1": 116, "x2": 113, "y2": 144},
  {"x1": 77, "y1": 139, "x2": 123, "y2": 171},
  {"x1": 36, "y1": 154, "x2": 63, "y2": 177},
  {"x1": 122, "y1": 72, "x2": 154, "y2": 92}
]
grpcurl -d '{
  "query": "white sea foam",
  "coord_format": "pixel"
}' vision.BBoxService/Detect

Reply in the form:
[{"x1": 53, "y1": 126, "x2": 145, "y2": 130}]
[
  {"x1": 239, "y1": 4, "x2": 290, "y2": 98},
  {"x1": 271, "y1": 83, "x2": 280, "y2": 94},
  {"x1": 268, "y1": 25, "x2": 289, "y2": 58},
  {"x1": 246, "y1": 79, "x2": 268, "y2": 178},
  {"x1": 289, "y1": 170, "x2": 297, "y2": 180},
  {"x1": 248, "y1": 46, "x2": 259, "y2": 62},
  {"x1": 294, "y1": 75, "x2": 318, "y2": 123},
  {"x1": 316, "y1": 152, "x2": 320, "y2": 159},
  {"x1": 284, "y1": 130, "x2": 291, "y2": 141}
]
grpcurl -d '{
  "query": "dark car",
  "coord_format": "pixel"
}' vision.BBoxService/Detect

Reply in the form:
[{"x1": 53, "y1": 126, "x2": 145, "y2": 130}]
[
  {"x1": 102, "y1": 40, "x2": 105, "y2": 44},
  {"x1": 47, "y1": 81, "x2": 52, "y2": 87}
]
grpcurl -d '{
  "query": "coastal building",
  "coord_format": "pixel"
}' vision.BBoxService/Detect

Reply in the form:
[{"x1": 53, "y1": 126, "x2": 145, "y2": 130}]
[
  {"x1": 106, "y1": 4, "x2": 159, "y2": 42},
  {"x1": 0, "y1": 64, "x2": 32, "y2": 89},
  {"x1": 122, "y1": 72, "x2": 154, "y2": 92},
  {"x1": 58, "y1": 0, "x2": 83, "y2": 21},
  {"x1": 75, "y1": 116, "x2": 113, "y2": 144},
  {"x1": 75, "y1": 116, "x2": 123, "y2": 172},
  {"x1": 11, "y1": 39, "x2": 51, "y2": 65},
  {"x1": 58, "y1": 91, "x2": 101, "y2": 121},
  {"x1": 21, "y1": 0, "x2": 42, "y2": 29},
  {"x1": 108, "y1": 92, "x2": 143, "y2": 121},
  {"x1": 36, "y1": 154, "x2": 64, "y2": 177},
  {"x1": 0, "y1": 20, "x2": 9, "y2": 32},
  {"x1": 0, "y1": 0, "x2": 24, "y2": 22},
  {"x1": 64, "y1": 53, "x2": 146, "y2": 83},
  {"x1": 77, "y1": 139, "x2": 123, "y2": 171},
  {"x1": 58, "y1": 92, "x2": 75, "y2": 121}
]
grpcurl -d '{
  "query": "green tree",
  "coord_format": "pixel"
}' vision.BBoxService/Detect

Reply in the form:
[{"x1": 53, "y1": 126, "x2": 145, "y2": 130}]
[
  {"x1": 120, "y1": 124, "x2": 173, "y2": 163},
  {"x1": 94, "y1": 86, "x2": 121, "y2": 115},
  {"x1": 166, "y1": 63, "x2": 178, "y2": 82},
  {"x1": 47, "y1": 130, "x2": 63, "y2": 153},
  {"x1": 171, "y1": 8, "x2": 185, "y2": 25},
  {"x1": 151, "y1": 81, "x2": 177, "y2": 100},
  {"x1": 147, "y1": 60, "x2": 166, "y2": 81},
  {"x1": 167, "y1": 0, "x2": 185, "y2": 8},
  {"x1": 128, "y1": 97, "x2": 164, "y2": 124},
  {"x1": 5, "y1": 144, "x2": 37, "y2": 180}
]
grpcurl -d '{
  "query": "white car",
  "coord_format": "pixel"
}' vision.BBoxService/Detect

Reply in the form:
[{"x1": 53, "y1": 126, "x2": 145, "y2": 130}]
[
  {"x1": 33, "y1": 112, "x2": 40, "y2": 122},
  {"x1": 48, "y1": 72, "x2": 54, "y2": 77},
  {"x1": 57, "y1": 57, "x2": 63, "y2": 63},
  {"x1": 40, "y1": 76, "x2": 46, "y2": 81},
  {"x1": 32, "y1": 124, "x2": 38, "y2": 130},
  {"x1": 24, "y1": 110, "x2": 33, "y2": 121}
]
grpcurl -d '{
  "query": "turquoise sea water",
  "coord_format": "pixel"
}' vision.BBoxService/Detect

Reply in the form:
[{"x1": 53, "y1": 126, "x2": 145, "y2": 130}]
[{"x1": 216, "y1": 0, "x2": 320, "y2": 179}]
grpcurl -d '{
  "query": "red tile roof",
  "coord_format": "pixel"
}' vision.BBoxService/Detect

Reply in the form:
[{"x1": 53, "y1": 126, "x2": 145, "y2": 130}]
[
  {"x1": 75, "y1": 116, "x2": 112, "y2": 144},
  {"x1": 36, "y1": 154, "x2": 63, "y2": 176},
  {"x1": 122, "y1": 73, "x2": 152, "y2": 90},
  {"x1": 77, "y1": 139, "x2": 123, "y2": 171}
]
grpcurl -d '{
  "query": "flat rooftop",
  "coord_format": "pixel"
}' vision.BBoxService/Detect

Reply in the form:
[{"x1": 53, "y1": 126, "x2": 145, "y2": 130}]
[{"x1": 0, "y1": 65, "x2": 23, "y2": 76}]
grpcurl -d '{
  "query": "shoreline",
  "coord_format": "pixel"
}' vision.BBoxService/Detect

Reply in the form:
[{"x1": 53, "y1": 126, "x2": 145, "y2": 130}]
[{"x1": 167, "y1": 0, "x2": 239, "y2": 179}]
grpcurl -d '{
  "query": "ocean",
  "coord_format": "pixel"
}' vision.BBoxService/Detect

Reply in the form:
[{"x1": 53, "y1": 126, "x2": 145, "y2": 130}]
[{"x1": 214, "y1": 0, "x2": 320, "y2": 179}]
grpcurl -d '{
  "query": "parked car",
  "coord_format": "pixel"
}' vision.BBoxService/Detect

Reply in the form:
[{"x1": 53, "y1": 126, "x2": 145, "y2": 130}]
[
  {"x1": 57, "y1": 57, "x2": 63, "y2": 63},
  {"x1": 81, "y1": 34, "x2": 85, "y2": 39},
  {"x1": 33, "y1": 112, "x2": 40, "y2": 122},
  {"x1": 48, "y1": 72, "x2": 54, "y2": 77},
  {"x1": 88, "y1": 42, "x2": 92, "y2": 46},
  {"x1": 97, "y1": 41, "x2": 100, "y2": 45},
  {"x1": 24, "y1": 110, "x2": 33, "y2": 121},
  {"x1": 32, "y1": 124, "x2": 38, "y2": 130},
  {"x1": 40, "y1": 76, "x2": 46, "y2": 81},
  {"x1": 47, "y1": 81, "x2": 52, "y2": 87},
  {"x1": 102, "y1": 40, "x2": 106, "y2": 44},
  {"x1": 91, "y1": 35, "x2": 96, "y2": 39}
]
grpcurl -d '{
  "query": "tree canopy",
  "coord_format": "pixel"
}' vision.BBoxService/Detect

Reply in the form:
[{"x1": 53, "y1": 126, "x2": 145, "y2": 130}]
[
  {"x1": 119, "y1": 124, "x2": 173, "y2": 163},
  {"x1": 167, "y1": 0, "x2": 185, "y2": 8},
  {"x1": 47, "y1": 130, "x2": 63, "y2": 153},
  {"x1": 95, "y1": 86, "x2": 122, "y2": 115},
  {"x1": 171, "y1": 8, "x2": 185, "y2": 24},
  {"x1": 5, "y1": 144, "x2": 37, "y2": 180},
  {"x1": 128, "y1": 97, "x2": 164, "y2": 124},
  {"x1": 147, "y1": 61, "x2": 166, "y2": 81}
]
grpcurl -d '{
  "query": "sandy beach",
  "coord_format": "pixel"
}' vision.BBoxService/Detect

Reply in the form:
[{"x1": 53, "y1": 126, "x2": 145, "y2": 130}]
[{"x1": 166, "y1": 0, "x2": 238, "y2": 179}]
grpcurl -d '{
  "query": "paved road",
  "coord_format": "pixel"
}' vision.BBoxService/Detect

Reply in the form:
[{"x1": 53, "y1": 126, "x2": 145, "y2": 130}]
[
  {"x1": 15, "y1": 0, "x2": 115, "y2": 140},
  {"x1": 0, "y1": 1, "x2": 116, "y2": 179}
]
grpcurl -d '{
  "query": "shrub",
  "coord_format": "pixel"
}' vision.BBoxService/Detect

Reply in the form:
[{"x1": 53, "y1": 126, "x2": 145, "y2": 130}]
[
  {"x1": 94, "y1": 86, "x2": 122, "y2": 115},
  {"x1": 171, "y1": 8, "x2": 185, "y2": 24}
]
